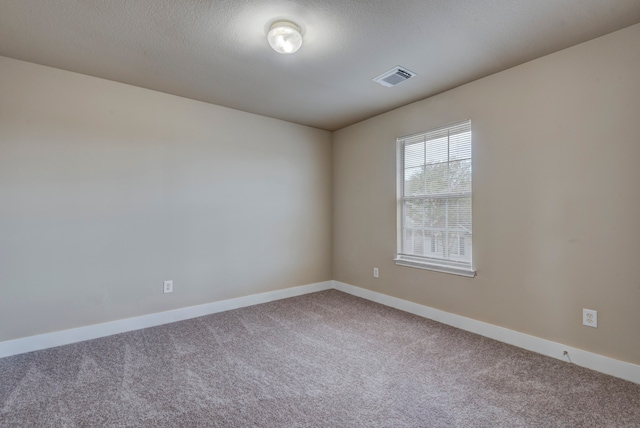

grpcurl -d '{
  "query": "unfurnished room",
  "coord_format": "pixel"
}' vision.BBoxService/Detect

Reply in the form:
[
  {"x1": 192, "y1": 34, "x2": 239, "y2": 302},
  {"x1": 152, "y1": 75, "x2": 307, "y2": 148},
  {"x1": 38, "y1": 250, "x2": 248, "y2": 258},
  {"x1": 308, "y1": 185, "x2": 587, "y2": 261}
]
[{"x1": 1, "y1": 1, "x2": 640, "y2": 426}]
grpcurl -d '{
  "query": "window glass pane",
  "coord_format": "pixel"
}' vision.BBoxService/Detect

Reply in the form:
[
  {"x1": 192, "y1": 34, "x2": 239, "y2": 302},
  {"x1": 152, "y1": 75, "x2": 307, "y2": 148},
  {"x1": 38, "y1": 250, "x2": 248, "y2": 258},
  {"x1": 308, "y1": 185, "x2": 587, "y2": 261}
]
[
  {"x1": 404, "y1": 166, "x2": 425, "y2": 196},
  {"x1": 403, "y1": 228, "x2": 414, "y2": 254},
  {"x1": 423, "y1": 197, "x2": 447, "y2": 231},
  {"x1": 447, "y1": 197, "x2": 471, "y2": 231},
  {"x1": 424, "y1": 162, "x2": 450, "y2": 195},
  {"x1": 425, "y1": 136, "x2": 448, "y2": 165},
  {"x1": 449, "y1": 159, "x2": 472, "y2": 193},
  {"x1": 403, "y1": 199, "x2": 424, "y2": 228},
  {"x1": 404, "y1": 141, "x2": 424, "y2": 168},
  {"x1": 449, "y1": 131, "x2": 471, "y2": 160}
]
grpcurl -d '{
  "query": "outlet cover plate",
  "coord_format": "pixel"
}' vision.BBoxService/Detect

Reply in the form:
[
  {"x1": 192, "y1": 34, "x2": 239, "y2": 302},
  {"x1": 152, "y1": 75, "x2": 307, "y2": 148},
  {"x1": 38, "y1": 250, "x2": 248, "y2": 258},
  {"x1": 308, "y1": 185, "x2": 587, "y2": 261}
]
[
  {"x1": 373, "y1": 267, "x2": 379, "y2": 278},
  {"x1": 163, "y1": 280, "x2": 173, "y2": 294},
  {"x1": 583, "y1": 308, "x2": 597, "y2": 328}
]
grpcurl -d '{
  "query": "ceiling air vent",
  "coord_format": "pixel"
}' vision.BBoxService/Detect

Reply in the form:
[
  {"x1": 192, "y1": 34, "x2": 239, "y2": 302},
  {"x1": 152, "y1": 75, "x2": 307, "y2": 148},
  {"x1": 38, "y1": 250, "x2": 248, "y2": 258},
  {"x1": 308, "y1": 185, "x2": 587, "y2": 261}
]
[{"x1": 373, "y1": 66, "x2": 416, "y2": 87}]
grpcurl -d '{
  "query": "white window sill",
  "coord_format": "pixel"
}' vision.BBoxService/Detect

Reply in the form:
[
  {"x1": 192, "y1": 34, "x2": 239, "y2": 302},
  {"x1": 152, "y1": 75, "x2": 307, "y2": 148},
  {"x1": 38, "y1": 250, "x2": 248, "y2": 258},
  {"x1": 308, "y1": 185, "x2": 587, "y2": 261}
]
[{"x1": 394, "y1": 256, "x2": 476, "y2": 278}]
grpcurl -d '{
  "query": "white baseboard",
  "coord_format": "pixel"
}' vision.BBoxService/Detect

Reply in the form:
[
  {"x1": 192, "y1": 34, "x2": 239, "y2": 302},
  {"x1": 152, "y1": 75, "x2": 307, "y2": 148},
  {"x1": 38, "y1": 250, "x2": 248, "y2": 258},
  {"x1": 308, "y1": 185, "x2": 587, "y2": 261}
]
[
  {"x1": 333, "y1": 280, "x2": 640, "y2": 385},
  {"x1": 3, "y1": 279, "x2": 638, "y2": 386},
  {"x1": 0, "y1": 281, "x2": 332, "y2": 359}
]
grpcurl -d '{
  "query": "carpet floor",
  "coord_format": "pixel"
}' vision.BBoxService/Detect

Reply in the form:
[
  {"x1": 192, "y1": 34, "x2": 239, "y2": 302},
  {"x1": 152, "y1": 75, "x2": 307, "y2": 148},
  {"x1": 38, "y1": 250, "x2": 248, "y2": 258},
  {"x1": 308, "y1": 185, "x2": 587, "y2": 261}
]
[{"x1": 1, "y1": 290, "x2": 639, "y2": 427}]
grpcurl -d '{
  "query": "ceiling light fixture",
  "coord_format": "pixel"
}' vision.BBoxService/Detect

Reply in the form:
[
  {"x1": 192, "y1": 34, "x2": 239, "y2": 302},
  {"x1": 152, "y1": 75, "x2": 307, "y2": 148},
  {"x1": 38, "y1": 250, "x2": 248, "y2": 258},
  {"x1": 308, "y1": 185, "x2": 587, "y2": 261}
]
[{"x1": 267, "y1": 21, "x2": 303, "y2": 54}]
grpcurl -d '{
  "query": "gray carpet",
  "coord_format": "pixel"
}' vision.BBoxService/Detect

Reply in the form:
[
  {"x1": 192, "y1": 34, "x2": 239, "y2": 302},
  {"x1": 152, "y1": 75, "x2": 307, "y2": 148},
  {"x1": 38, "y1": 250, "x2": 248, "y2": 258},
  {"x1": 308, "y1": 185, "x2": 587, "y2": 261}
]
[{"x1": 1, "y1": 290, "x2": 639, "y2": 427}]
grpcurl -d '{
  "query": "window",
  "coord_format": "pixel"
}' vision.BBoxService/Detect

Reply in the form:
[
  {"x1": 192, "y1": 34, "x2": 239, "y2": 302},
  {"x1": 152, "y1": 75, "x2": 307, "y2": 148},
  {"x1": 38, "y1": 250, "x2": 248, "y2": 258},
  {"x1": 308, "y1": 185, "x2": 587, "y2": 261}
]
[{"x1": 395, "y1": 120, "x2": 475, "y2": 277}]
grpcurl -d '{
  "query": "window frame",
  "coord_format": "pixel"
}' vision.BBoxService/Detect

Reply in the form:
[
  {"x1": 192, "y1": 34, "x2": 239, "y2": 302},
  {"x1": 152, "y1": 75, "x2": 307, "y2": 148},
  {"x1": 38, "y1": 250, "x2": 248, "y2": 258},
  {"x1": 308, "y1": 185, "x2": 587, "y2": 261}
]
[{"x1": 394, "y1": 120, "x2": 476, "y2": 278}]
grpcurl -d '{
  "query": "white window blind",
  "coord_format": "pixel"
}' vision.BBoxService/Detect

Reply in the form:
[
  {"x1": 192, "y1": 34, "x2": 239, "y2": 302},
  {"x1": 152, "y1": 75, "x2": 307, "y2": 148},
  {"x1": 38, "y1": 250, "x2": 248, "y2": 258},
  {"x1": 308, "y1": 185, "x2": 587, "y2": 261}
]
[{"x1": 395, "y1": 120, "x2": 474, "y2": 277}]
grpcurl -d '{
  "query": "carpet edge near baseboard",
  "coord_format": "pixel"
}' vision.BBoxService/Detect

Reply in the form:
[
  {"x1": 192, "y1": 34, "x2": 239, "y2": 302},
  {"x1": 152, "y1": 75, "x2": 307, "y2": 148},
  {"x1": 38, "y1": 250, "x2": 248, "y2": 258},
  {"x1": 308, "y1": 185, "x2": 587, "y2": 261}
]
[
  {"x1": 332, "y1": 280, "x2": 640, "y2": 386},
  {"x1": 0, "y1": 281, "x2": 333, "y2": 359},
  {"x1": 1, "y1": 279, "x2": 638, "y2": 386}
]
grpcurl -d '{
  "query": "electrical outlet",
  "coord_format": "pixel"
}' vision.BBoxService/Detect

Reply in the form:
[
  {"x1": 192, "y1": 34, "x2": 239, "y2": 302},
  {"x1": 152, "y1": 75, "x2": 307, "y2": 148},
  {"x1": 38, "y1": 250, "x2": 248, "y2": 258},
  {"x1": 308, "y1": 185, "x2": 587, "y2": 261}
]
[
  {"x1": 583, "y1": 308, "x2": 597, "y2": 328},
  {"x1": 163, "y1": 280, "x2": 173, "y2": 294},
  {"x1": 373, "y1": 267, "x2": 379, "y2": 278}
]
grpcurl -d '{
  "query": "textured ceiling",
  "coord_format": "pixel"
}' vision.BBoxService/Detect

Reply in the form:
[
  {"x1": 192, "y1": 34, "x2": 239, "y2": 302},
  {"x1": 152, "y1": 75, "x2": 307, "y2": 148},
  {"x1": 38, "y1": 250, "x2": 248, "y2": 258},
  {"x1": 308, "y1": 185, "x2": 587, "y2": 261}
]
[{"x1": 1, "y1": 1, "x2": 640, "y2": 131}]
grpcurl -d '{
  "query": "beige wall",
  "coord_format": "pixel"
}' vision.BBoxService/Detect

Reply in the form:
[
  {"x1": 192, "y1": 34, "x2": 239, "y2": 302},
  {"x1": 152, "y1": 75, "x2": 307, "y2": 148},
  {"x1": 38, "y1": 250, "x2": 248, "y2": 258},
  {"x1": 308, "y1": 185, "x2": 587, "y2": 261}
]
[
  {"x1": 333, "y1": 24, "x2": 640, "y2": 365},
  {"x1": 0, "y1": 57, "x2": 332, "y2": 342}
]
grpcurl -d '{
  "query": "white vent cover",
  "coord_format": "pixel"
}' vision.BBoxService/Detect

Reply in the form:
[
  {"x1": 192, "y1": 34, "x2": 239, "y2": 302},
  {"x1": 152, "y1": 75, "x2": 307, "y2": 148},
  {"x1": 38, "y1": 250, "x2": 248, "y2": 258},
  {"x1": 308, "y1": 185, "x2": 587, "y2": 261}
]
[{"x1": 373, "y1": 66, "x2": 416, "y2": 87}]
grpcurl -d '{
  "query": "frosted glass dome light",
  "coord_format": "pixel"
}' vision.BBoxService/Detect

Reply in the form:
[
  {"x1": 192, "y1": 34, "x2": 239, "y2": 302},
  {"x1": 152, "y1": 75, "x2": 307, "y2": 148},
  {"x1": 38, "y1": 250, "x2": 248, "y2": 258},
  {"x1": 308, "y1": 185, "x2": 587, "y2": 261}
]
[{"x1": 267, "y1": 21, "x2": 303, "y2": 54}]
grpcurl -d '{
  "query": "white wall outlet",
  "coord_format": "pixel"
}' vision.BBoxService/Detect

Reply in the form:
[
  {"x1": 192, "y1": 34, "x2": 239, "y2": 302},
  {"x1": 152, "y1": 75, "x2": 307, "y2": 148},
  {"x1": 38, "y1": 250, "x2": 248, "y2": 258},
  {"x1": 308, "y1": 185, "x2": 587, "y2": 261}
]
[
  {"x1": 583, "y1": 308, "x2": 597, "y2": 328},
  {"x1": 163, "y1": 280, "x2": 173, "y2": 294},
  {"x1": 373, "y1": 267, "x2": 379, "y2": 278}
]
